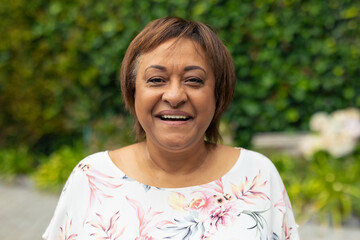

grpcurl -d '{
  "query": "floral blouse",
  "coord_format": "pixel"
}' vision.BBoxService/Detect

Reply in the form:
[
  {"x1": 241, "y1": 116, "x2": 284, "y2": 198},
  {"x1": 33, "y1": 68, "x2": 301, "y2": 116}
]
[{"x1": 43, "y1": 148, "x2": 299, "y2": 240}]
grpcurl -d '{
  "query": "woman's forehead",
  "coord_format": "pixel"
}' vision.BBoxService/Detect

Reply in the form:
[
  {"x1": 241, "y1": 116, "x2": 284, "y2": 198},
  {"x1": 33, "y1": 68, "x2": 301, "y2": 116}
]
[{"x1": 137, "y1": 38, "x2": 208, "y2": 68}]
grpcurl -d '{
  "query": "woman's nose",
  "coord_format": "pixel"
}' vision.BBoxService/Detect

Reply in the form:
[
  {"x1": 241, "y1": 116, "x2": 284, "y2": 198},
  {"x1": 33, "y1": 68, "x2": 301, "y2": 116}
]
[{"x1": 162, "y1": 81, "x2": 188, "y2": 107}]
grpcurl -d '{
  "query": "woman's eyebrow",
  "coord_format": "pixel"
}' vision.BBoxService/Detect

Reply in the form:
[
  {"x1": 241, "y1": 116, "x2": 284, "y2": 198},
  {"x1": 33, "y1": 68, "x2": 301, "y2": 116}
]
[
  {"x1": 145, "y1": 65, "x2": 166, "y2": 72},
  {"x1": 184, "y1": 65, "x2": 206, "y2": 74},
  {"x1": 144, "y1": 65, "x2": 206, "y2": 74}
]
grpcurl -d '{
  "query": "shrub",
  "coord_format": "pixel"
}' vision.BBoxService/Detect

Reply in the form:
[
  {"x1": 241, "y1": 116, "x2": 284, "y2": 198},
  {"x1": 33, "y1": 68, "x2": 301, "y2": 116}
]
[
  {"x1": 33, "y1": 143, "x2": 85, "y2": 192},
  {"x1": 0, "y1": 146, "x2": 35, "y2": 181},
  {"x1": 271, "y1": 148, "x2": 360, "y2": 226}
]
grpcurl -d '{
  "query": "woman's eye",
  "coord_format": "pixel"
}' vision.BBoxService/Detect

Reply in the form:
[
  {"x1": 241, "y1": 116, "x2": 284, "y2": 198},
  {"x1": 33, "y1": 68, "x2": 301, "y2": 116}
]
[
  {"x1": 186, "y1": 78, "x2": 204, "y2": 85},
  {"x1": 147, "y1": 78, "x2": 164, "y2": 84}
]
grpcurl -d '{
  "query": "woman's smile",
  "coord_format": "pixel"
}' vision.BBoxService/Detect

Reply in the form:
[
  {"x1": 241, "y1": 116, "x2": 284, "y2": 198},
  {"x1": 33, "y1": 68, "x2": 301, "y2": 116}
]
[{"x1": 155, "y1": 110, "x2": 194, "y2": 125}]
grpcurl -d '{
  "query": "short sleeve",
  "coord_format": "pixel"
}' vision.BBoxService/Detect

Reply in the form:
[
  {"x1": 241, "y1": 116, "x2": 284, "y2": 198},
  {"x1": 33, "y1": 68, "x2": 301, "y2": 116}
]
[
  {"x1": 42, "y1": 171, "x2": 74, "y2": 239},
  {"x1": 42, "y1": 160, "x2": 90, "y2": 240},
  {"x1": 269, "y1": 159, "x2": 300, "y2": 240}
]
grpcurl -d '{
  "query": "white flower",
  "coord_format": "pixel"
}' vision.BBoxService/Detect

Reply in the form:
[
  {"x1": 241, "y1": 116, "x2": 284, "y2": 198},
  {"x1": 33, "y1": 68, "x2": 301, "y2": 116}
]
[
  {"x1": 300, "y1": 108, "x2": 360, "y2": 158},
  {"x1": 343, "y1": 120, "x2": 360, "y2": 139},
  {"x1": 332, "y1": 108, "x2": 360, "y2": 139},
  {"x1": 298, "y1": 135, "x2": 324, "y2": 159},
  {"x1": 309, "y1": 112, "x2": 329, "y2": 133},
  {"x1": 324, "y1": 134, "x2": 357, "y2": 158},
  {"x1": 333, "y1": 108, "x2": 360, "y2": 121}
]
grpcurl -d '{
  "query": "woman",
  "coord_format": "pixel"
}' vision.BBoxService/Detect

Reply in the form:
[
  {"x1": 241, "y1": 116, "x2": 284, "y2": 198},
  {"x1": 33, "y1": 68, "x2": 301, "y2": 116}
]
[{"x1": 44, "y1": 17, "x2": 299, "y2": 239}]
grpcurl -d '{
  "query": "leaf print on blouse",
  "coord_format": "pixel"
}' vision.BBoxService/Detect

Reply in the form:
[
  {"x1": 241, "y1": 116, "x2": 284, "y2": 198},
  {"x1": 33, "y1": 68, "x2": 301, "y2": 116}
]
[
  {"x1": 87, "y1": 211, "x2": 125, "y2": 240},
  {"x1": 76, "y1": 163, "x2": 123, "y2": 224},
  {"x1": 282, "y1": 217, "x2": 293, "y2": 240},
  {"x1": 230, "y1": 170, "x2": 270, "y2": 204},
  {"x1": 240, "y1": 209, "x2": 268, "y2": 231},
  {"x1": 168, "y1": 192, "x2": 188, "y2": 211},
  {"x1": 59, "y1": 215, "x2": 78, "y2": 240},
  {"x1": 201, "y1": 179, "x2": 225, "y2": 194},
  {"x1": 126, "y1": 197, "x2": 170, "y2": 239},
  {"x1": 162, "y1": 211, "x2": 205, "y2": 240},
  {"x1": 272, "y1": 232, "x2": 281, "y2": 240},
  {"x1": 274, "y1": 188, "x2": 292, "y2": 214}
]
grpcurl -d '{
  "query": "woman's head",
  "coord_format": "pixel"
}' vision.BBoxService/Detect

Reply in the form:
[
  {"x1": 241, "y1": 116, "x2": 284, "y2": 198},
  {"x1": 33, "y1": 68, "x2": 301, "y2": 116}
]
[{"x1": 120, "y1": 17, "x2": 236, "y2": 144}]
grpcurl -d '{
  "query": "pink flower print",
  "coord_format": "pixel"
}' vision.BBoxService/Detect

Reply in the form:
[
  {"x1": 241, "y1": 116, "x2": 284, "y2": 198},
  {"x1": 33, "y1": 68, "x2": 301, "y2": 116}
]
[
  {"x1": 274, "y1": 188, "x2": 292, "y2": 214},
  {"x1": 188, "y1": 193, "x2": 216, "y2": 218},
  {"x1": 76, "y1": 163, "x2": 123, "y2": 224},
  {"x1": 59, "y1": 215, "x2": 78, "y2": 240},
  {"x1": 201, "y1": 178, "x2": 225, "y2": 194},
  {"x1": 168, "y1": 192, "x2": 213, "y2": 212},
  {"x1": 213, "y1": 193, "x2": 234, "y2": 206},
  {"x1": 126, "y1": 197, "x2": 170, "y2": 239},
  {"x1": 189, "y1": 196, "x2": 206, "y2": 210},
  {"x1": 231, "y1": 170, "x2": 269, "y2": 204},
  {"x1": 209, "y1": 201, "x2": 238, "y2": 230},
  {"x1": 87, "y1": 211, "x2": 125, "y2": 240},
  {"x1": 168, "y1": 191, "x2": 216, "y2": 223}
]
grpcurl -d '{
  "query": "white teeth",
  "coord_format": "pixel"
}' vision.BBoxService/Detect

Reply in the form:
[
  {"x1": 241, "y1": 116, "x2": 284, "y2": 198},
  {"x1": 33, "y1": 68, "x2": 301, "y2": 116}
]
[{"x1": 161, "y1": 115, "x2": 188, "y2": 120}]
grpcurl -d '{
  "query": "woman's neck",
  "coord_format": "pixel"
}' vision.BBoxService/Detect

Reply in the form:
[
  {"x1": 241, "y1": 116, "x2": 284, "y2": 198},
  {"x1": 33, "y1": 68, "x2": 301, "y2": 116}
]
[
  {"x1": 109, "y1": 140, "x2": 239, "y2": 188},
  {"x1": 139, "y1": 139, "x2": 213, "y2": 176}
]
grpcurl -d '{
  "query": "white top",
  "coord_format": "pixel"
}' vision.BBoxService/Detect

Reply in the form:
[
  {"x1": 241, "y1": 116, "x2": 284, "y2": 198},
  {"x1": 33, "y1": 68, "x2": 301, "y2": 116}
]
[{"x1": 43, "y1": 148, "x2": 299, "y2": 239}]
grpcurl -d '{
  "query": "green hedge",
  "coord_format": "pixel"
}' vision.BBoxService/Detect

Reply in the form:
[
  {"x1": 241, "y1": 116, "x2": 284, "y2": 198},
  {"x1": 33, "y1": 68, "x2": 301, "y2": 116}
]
[{"x1": 1, "y1": 0, "x2": 359, "y2": 152}]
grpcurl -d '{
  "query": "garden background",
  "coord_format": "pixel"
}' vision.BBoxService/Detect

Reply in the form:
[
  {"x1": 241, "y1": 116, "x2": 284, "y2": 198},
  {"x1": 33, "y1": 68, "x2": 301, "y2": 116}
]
[{"x1": 1, "y1": 0, "x2": 359, "y2": 227}]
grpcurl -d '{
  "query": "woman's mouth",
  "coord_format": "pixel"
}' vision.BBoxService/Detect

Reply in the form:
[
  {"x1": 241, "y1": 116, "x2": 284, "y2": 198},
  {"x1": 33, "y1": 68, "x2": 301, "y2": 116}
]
[
  {"x1": 155, "y1": 111, "x2": 193, "y2": 122},
  {"x1": 159, "y1": 115, "x2": 191, "y2": 121}
]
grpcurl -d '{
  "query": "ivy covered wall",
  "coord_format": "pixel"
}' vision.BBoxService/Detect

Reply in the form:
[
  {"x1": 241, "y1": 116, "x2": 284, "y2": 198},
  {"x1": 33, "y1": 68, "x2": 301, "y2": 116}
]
[{"x1": 1, "y1": 0, "x2": 359, "y2": 151}]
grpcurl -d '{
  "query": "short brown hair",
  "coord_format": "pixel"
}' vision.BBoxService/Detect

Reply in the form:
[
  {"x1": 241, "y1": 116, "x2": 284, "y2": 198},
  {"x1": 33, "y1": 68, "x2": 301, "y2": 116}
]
[{"x1": 120, "y1": 17, "x2": 236, "y2": 144}]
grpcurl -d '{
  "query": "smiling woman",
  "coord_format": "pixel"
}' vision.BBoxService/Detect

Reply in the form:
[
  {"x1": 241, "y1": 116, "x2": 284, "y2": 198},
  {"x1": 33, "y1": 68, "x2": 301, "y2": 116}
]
[{"x1": 43, "y1": 17, "x2": 300, "y2": 240}]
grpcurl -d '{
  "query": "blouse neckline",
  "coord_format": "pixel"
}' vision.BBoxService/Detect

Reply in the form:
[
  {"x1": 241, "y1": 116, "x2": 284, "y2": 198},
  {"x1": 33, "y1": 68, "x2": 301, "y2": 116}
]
[{"x1": 104, "y1": 147, "x2": 245, "y2": 191}]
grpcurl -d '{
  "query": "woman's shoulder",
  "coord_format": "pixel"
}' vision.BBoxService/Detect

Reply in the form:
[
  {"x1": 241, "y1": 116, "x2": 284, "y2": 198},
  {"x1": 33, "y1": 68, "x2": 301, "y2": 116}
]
[
  {"x1": 238, "y1": 148, "x2": 272, "y2": 164},
  {"x1": 108, "y1": 143, "x2": 139, "y2": 160},
  {"x1": 75, "y1": 151, "x2": 110, "y2": 169},
  {"x1": 240, "y1": 148, "x2": 272, "y2": 163},
  {"x1": 216, "y1": 145, "x2": 274, "y2": 169},
  {"x1": 231, "y1": 147, "x2": 280, "y2": 177},
  {"x1": 78, "y1": 143, "x2": 138, "y2": 168}
]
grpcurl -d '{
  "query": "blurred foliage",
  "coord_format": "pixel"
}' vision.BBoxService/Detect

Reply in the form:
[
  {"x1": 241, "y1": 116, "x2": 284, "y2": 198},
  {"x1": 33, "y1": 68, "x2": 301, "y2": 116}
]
[
  {"x1": 0, "y1": 146, "x2": 35, "y2": 181},
  {"x1": 33, "y1": 142, "x2": 85, "y2": 192},
  {"x1": 271, "y1": 145, "x2": 360, "y2": 226},
  {"x1": 88, "y1": 115, "x2": 134, "y2": 152},
  {"x1": 1, "y1": 0, "x2": 359, "y2": 153}
]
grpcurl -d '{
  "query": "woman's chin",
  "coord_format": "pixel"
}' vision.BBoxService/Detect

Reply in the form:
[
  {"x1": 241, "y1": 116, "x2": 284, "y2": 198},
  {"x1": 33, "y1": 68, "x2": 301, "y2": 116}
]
[
  {"x1": 149, "y1": 135, "x2": 202, "y2": 152},
  {"x1": 159, "y1": 140, "x2": 192, "y2": 151}
]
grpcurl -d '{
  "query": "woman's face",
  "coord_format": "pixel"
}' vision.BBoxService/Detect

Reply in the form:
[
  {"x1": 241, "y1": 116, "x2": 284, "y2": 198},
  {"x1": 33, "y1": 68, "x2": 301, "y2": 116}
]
[{"x1": 134, "y1": 38, "x2": 216, "y2": 150}]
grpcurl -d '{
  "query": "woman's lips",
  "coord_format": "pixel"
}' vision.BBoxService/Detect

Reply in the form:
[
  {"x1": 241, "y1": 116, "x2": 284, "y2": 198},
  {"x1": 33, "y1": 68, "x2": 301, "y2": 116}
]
[{"x1": 155, "y1": 110, "x2": 193, "y2": 123}]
